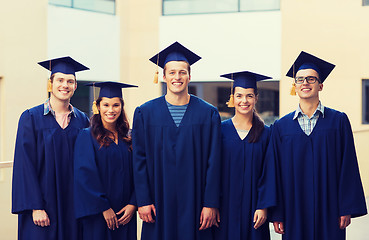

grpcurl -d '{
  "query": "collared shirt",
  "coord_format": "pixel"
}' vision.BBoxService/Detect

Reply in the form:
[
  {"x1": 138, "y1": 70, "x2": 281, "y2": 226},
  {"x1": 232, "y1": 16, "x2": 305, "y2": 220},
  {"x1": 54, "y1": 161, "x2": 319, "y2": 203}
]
[
  {"x1": 44, "y1": 98, "x2": 76, "y2": 126},
  {"x1": 293, "y1": 101, "x2": 325, "y2": 136}
]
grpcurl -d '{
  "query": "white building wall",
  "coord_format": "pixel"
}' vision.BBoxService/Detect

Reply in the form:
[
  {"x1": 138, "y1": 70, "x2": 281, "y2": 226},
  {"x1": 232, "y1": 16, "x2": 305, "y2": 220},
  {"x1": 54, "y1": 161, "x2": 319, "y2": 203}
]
[
  {"x1": 159, "y1": 11, "x2": 281, "y2": 82},
  {"x1": 48, "y1": 5, "x2": 120, "y2": 81}
]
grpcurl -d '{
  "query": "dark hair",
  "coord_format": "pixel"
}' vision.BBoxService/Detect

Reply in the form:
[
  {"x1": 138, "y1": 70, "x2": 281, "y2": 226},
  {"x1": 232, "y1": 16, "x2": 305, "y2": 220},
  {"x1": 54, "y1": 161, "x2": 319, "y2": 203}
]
[
  {"x1": 163, "y1": 61, "x2": 191, "y2": 76},
  {"x1": 90, "y1": 97, "x2": 132, "y2": 148}
]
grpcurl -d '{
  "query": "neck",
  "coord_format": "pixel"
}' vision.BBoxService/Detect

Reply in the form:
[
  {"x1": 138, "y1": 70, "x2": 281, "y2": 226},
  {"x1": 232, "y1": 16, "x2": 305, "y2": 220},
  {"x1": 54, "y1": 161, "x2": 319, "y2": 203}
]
[
  {"x1": 165, "y1": 92, "x2": 190, "y2": 105},
  {"x1": 299, "y1": 98, "x2": 320, "y2": 118},
  {"x1": 232, "y1": 112, "x2": 253, "y2": 130},
  {"x1": 49, "y1": 95, "x2": 70, "y2": 114},
  {"x1": 102, "y1": 121, "x2": 117, "y2": 134}
]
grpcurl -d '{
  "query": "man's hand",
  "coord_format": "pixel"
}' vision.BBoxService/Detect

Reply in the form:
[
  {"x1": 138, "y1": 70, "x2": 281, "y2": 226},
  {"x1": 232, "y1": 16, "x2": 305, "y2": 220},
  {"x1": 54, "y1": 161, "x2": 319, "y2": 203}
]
[
  {"x1": 199, "y1": 207, "x2": 220, "y2": 230},
  {"x1": 32, "y1": 210, "x2": 50, "y2": 227},
  {"x1": 138, "y1": 204, "x2": 156, "y2": 223},
  {"x1": 253, "y1": 208, "x2": 267, "y2": 229},
  {"x1": 273, "y1": 221, "x2": 285, "y2": 234},
  {"x1": 339, "y1": 215, "x2": 351, "y2": 229}
]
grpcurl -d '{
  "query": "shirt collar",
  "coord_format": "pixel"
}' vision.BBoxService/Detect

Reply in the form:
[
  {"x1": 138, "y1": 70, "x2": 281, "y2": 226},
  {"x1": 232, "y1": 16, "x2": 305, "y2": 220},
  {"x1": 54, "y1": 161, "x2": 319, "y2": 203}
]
[
  {"x1": 293, "y1": 101, "x2": 325, "y2": 120},
  {"x1": 43, "y1": 98, "x2": 76, "y2": 117}
]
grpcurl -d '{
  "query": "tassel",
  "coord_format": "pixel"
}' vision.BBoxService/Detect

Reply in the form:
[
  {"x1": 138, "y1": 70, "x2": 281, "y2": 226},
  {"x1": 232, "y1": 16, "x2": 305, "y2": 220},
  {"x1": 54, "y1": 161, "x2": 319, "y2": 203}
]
[
  {"x1": 154, "y1": 70, "x2": 159, "y2": 84},
  {"x1": 92, "y1": 101, "x2": 99, "y2": 114},
  {"x1": 47, "y1": 79, "x2": 52, "y2": 92},
  {"x1": 290, "y1": 83, "x2": 296, "y2": 96},
  {"x1": 227, "y1": 94, "x2": 235, "y2": 108}
]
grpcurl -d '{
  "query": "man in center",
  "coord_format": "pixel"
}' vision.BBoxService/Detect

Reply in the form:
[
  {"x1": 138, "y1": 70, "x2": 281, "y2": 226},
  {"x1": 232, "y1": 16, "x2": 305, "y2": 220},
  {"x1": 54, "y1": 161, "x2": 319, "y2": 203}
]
[{"x1": 132, "y1": 41, "x2": 222, "y2": 240}]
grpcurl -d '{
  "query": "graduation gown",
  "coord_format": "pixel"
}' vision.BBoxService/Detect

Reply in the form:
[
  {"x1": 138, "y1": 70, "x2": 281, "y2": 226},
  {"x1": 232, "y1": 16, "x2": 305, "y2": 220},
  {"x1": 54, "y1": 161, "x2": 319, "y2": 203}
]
[
  {"x1": 12, "y1": 104, "x2": 89, "y2": 240},
  {"x1": 74, "y1": 128, "x2": 136, "y2": 240},
  {"x1": 215, "y1": 120, "x2": 276, "y2": 240},
  {"x1": 268, "y1": 107, "x2": 367, "y2": 240},
  {"x1": 132, "y1": 95, "x2": 221, "y2": 240}
]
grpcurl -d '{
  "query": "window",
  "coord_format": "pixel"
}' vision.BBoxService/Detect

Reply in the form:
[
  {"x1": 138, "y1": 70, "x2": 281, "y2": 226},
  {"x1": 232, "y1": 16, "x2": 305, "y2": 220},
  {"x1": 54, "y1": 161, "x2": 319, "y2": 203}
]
[
  {"x1": 49, "y1": 0, "x2": 116, "y2": 15},
  {"x1": 363, "y1": 80, "x2": 369, "y2": 124},
  {"x1": 363, "y1": 0, "x2": 369, "y2": 6},
  {"x1": 163, "y1": 0, "x2": 279, "y2": 15},
  {"x1": 70, "y1": 81, "x2": 96, "y2": 117}
]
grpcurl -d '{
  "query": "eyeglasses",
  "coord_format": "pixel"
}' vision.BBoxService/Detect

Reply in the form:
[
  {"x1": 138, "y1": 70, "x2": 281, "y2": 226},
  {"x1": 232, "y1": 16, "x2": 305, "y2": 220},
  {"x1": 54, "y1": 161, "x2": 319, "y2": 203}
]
[{"x1": 295, "y1": 76, "x2": 320, "y2": 84}]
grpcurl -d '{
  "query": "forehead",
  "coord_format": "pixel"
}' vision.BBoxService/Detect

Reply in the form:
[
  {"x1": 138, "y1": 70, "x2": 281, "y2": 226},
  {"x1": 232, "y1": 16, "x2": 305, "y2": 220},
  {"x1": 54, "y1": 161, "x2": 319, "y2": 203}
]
[
  {"x1": 100, "y1": 97, "x2": 121, "y2": 104},
  {"x1": 296, "y1": 68, "x2": 319, "y2": 77},
  {"x1": 165, "y1": 61, "x2": 189, "y2": 70},
  {"x1": 53, "y1": 72, "x2": 76, "y2": 80},
  {"x1": 234, "y1": 86, "x2": 255, "y2": 94}
]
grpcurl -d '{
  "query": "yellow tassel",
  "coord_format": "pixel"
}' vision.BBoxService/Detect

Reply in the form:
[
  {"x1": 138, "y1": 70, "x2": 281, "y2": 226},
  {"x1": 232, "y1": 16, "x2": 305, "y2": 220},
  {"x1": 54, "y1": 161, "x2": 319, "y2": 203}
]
[
  {"x1": 290, "y1": 83, "x2": 296, "y2": 96},
  {"x1": 92, "y1": 101, "x2": 99, "y2": 114},
  {"x1": 47, "y1": 79, "x2": 52, "y2": 92},
  {"x1": 154, "y1": 71, "x2": 159, "y2": 84},
  {"x1": 226, "y1": 94, "x2": 235, "y2": 108}
]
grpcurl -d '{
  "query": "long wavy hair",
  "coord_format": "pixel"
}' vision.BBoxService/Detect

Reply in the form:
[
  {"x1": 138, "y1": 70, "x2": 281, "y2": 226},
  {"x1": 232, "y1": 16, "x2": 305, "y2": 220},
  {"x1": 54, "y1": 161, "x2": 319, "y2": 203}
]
[
  {"x1": 90, "y1": 97, "x2": 131, "y2": 148},
  {"x1": 233, "y1": 87, "x2": 265, "y2": 143}
]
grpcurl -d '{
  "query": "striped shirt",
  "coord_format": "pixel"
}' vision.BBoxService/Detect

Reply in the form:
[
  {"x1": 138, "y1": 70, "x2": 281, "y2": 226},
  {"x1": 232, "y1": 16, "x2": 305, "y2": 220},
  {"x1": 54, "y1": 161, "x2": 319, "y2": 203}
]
[
  {"x1": 166, "y1": 101, "x2": 188, "y2": 127},
  {"x1": 293, "y1": 101, "x2": 325, "y2": 136}
]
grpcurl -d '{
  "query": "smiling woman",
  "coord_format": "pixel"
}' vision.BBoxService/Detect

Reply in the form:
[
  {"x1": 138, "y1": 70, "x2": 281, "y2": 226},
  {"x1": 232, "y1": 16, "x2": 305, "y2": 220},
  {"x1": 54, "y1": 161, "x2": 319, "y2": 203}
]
[{"x1": 74, "y1": 81, "x2": 138, "y2": 240}]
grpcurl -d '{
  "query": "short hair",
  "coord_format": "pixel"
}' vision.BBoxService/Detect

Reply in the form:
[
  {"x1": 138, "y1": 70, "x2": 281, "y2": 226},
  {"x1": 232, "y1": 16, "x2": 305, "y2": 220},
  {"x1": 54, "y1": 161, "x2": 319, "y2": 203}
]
[{"x1": 163, "y1": 61, "x2": 191, "y2": 76}]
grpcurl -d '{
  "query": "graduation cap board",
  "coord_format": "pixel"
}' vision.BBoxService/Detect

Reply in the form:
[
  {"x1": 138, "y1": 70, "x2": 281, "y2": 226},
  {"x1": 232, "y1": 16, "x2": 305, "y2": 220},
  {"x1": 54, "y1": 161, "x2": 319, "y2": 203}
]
[
  {"x1": 86, "y1": 81, "x2": 138, "y2": 114},
  {"x1": 220, "y1": 71, "x2": 271, "y2": 108},
  {"x1": 38, "y1": 56, "x2": 89, "y2": 77},
  {"x1": 149, "y1": 41, "x2": 201, "y2": 83}
]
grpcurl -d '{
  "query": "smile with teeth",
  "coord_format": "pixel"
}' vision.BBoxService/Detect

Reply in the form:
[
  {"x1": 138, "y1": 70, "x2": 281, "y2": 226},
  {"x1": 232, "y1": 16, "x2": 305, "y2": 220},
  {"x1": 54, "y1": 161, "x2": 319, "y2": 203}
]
[
  {"x1": 172, "y1": 82, "x2": 183, "y2": 86},
  {"x1": 105, "y1": 114, "x2": 116, "y2": 119}
]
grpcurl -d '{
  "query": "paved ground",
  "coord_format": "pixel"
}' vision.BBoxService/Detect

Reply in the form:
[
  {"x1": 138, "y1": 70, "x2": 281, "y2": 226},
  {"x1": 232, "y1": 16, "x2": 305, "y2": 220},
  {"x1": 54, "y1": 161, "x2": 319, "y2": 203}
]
[{"x1": 270, "y1": 197, "x2": 369, "y2": 240}]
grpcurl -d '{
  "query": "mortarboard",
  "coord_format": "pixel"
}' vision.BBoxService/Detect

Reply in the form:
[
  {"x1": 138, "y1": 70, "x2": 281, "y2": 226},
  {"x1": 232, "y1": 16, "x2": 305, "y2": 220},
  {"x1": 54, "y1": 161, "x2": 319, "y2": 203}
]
[
  {"x1": 86, "y1": 81, "x2": 138, "y2": 114},
  {"x1": 149, "y1": 41, "x2": 201, "y2": 83},
  {"x1": 286, "y1": 51, "x2": 335, "y2": 83},
  {"x1": 38, "y1": 56, "x2": 89, "y2": 93},
  {"x1": 38, "y1": 56, "x2": 89, "y2": 77},
  {"x1": 220, "y1": 71, "x2": 271, "y2": 108}
]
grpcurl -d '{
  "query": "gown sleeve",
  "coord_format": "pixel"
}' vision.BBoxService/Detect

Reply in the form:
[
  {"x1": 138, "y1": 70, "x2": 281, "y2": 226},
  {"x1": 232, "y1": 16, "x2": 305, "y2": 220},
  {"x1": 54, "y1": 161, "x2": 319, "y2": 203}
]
[
  {"x1": 338, "y1": 113, "x2": 367, "y2": 218},
  {"x1": 132, "y1": 107, "x2": 153, "y2": 207},
  {"x1": 12, "y1": 110, "x2": 44, "y2": 214},
  {"x1": 256, "y1": 126, "x2": 278, "y2": 210},
  {"x1": 74, "y1": 129, "x2": 111, "y2": 219},
  {"x1": 265, "y1": 123, "x2": 285, "y2": 222},
  {"x1": 203, "y1": 109, "x2": 222, "y2": 208}
]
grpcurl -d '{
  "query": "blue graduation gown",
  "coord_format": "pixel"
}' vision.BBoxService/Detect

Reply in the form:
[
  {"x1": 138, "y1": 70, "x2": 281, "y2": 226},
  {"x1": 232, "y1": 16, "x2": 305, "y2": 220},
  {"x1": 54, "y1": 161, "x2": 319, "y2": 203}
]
[
  {"x1": 268, "y1": 107, "x2": 367, "y2": 240},
  {"x1": 74, "y1": 128, "x2": 137, "y2": 240},
  {"x1": 12, "y1": 104, "x2": 89, "y2": 240},
  {"x1": 132, "y1": 95, "x2": 221, "y2": 240},
  {"x1": 215, "y1": 119, "x2": 276, "y2": 240}
]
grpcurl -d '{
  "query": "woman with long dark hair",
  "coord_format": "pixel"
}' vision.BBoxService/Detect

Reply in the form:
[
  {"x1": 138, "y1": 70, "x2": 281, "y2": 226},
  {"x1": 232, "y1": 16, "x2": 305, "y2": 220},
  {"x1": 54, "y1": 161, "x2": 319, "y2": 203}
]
[
  {"x1": 74, "y1": 81, "x2": 137, "y2": 240},
  {"x1": 215, "y1": 71, "x2": 277, "y2": 240}
]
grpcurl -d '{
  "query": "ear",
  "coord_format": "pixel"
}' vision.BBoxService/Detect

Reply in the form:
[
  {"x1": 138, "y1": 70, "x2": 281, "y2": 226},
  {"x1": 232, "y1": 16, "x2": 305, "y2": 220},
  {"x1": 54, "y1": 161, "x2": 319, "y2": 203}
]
[{"x1": 319, "y1": 83, "x2": 323, "y2": 91}]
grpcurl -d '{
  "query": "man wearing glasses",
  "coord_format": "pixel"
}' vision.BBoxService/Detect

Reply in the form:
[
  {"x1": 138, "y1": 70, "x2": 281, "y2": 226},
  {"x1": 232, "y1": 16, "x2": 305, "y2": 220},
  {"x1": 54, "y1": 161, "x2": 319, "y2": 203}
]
[{"x1": 268, "y1": 51, "x2": 367, "y2": 240}]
